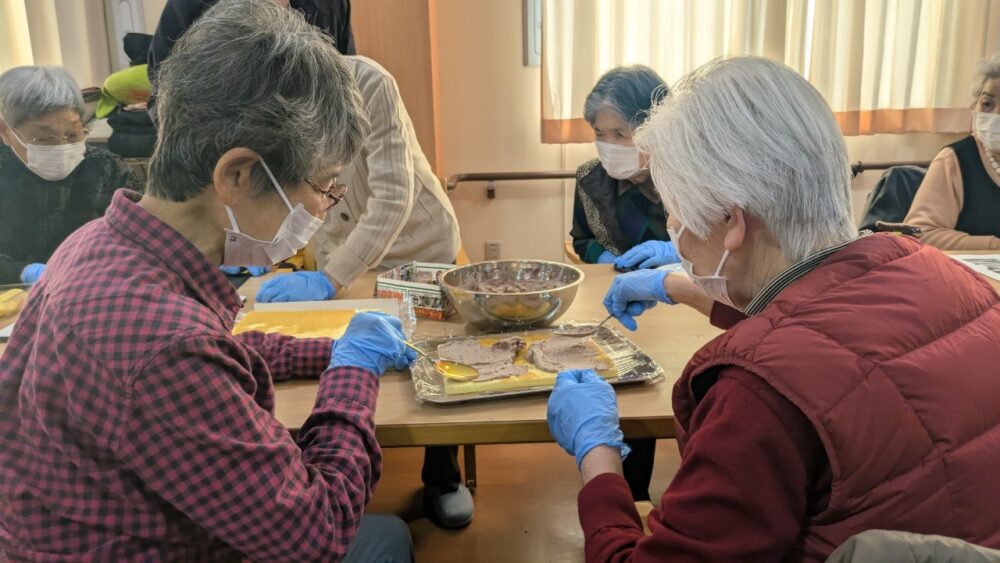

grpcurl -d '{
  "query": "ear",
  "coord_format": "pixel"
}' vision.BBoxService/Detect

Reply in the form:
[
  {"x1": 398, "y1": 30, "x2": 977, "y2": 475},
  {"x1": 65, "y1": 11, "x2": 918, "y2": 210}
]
[
  {"x1": 723, "y1": 207, "x2": 747, "y2": 252},
  {"x1": 0, "y1": 119, "x2": 14, "y2": 147},
  {"x1": 212, "y1": 148, "x2": 261, "y2": 207}
]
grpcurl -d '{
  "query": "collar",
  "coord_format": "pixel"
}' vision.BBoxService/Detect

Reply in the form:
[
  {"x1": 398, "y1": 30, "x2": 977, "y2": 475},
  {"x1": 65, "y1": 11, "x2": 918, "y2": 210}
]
[
  {"x1": 617, "y1": 178, "x2": 660, "y2": 203},
  {"x1": 744, "y1": 232, "x2": 870, "y2": 316},
  {"x1": 104, "y1": 189, "x2": 242, "y2": 326}
]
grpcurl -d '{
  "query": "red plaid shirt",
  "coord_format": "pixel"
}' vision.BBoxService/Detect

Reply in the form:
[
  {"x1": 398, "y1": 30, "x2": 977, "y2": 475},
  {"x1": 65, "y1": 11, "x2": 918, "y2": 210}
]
[{"x1": 0, "y1": 190, "x2": 382, "y2": 562}]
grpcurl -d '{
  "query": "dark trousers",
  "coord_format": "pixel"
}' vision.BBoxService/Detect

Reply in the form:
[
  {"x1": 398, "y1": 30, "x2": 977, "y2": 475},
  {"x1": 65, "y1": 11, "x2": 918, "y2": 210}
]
[
  {"x1": 421, "y1": 441, "x2": 654, "y2": 499},
  {"x1": 622, "y1": 438, "x2": 656, "y2": 501},
  {"x1": 421, "y1": 445, "x2": 461, "y2": 490}
]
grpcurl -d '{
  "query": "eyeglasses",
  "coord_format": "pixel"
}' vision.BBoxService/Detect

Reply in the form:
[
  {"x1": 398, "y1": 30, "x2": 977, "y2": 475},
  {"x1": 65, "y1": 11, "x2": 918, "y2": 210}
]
[
  {"x1": 19, "y1": 128, "x2": 90, "y2": 146},
  {"x1": 305, "y1": 177, "x2": 348, "y2": 210}
]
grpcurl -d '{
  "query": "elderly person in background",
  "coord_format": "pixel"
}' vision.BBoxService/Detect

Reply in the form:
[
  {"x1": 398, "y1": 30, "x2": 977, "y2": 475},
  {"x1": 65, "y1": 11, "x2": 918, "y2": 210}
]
[
  {"x1": 905, "y1": 52, "x2": 1000, "y2": 250},
  {"x1": 0, "y1": 66, "x2": 141, "y2": 285},
  {"x1": 256, "y1": 53, "x2": 468, "y2": 528},
  {"x1": 0, "y1": 2, "x2": 415, "y2": 561},
  {"x1": 572, "y1": 65, "x2": 679, "y2": 272},
  {"x1": 548, "y1": 56, "x2": 1000, "y2": 562}
]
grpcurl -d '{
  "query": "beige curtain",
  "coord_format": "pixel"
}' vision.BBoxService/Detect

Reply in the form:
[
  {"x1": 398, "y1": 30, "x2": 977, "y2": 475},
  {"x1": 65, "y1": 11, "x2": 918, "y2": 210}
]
[
  {"x1": 541, "y1": 0, "x2": 1000, "y2": 143},
  {"x1": 0, "y1": 0, "x2": 113, "y2": 88}
]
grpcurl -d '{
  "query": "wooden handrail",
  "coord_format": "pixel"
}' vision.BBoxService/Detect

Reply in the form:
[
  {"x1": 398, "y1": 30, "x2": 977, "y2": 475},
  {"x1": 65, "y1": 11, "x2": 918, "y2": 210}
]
[
  {"x1": 446, "y1": 171, "x2": 576, "y2": 199},
  {"x1": 851, "y1": 161, "x2": 931, "y2": 177}
]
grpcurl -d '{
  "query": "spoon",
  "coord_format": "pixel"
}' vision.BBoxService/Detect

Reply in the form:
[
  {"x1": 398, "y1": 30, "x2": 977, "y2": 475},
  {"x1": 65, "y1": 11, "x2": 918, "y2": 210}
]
[
  {"x1": 553, "y1": 314, "x2": 614, "y2": 337},
  {"x1": 402, "y1": 340, "x2": 480, "y2": 382}
]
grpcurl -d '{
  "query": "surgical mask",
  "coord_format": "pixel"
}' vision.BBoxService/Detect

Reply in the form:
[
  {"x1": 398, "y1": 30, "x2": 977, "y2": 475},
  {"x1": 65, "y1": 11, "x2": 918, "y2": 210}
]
[
  {"x1": 8, "y1": 128, "x2": 86, "y2": 181},
  {"x1": 668, "y1": 224, "x2": 738, "y2": 309},
  {"x1": 222, "y1": 159, "x2": 324, "y2": 267},
  {"x1": 973, "y1": 111, "x2": 1000, "y2": 152},
  {"x1": 595, "y1": 141, "x2": 643, "y2": 180}
]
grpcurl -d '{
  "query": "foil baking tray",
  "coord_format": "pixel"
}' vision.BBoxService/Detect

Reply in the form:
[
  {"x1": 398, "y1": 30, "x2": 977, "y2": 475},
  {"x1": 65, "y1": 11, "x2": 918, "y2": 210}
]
[{"x1": 410, "y1": 323, "x2": 665, "y2": 404}]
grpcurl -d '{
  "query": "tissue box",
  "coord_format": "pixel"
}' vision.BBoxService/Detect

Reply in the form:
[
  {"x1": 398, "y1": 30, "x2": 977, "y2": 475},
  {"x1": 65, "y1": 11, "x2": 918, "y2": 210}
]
[{"x1": 375, "y1": 262, "x2": 455, "y2": 321}]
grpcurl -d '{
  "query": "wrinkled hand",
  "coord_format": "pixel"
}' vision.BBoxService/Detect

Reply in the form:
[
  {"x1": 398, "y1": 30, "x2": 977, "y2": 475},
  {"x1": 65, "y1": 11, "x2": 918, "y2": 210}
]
[
  {"x1": 596, "y1": 250, "x2": 618, "y2": 264},
  {"x1": 220, "y1": 265, "x2": 270, "y2": 277},
  {"x1": 256, "y1": 271, "x2": 335, "y2": 303},
  {"x1": 328, "y1": 312, "x2": 417, "y2": 376},
  {"x1": 602, "y1": 269, "x2": 673, "y2": 331},
  {"x1": 547, "y1": 369, "x2": 630, "y2": 468},
  {"x1": 615, "y1": 241, "x2": 680, "y2": 270},
  {"x1": 20, "y1": 263, "x2": 45, "y2": 284}
]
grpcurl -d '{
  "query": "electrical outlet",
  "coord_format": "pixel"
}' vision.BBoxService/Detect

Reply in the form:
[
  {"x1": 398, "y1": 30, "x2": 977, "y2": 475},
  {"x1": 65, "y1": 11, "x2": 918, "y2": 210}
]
[{"x1": 485, "y1": 241, "x2": 502, "y2": 260}]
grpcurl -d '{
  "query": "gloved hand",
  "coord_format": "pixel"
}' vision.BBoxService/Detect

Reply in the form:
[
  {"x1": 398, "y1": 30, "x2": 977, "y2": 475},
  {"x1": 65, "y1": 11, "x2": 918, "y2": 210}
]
[
  {"x1": 603, "y1": 269, "x2": 673, "y2": 331},
  {"x1": 20, "y1": 263, "x2": 45, "y2": 284},
  {"x1": 615, "y1": 241, "x2": 680, "y2": 270},
  {"x1": 256, "y1": 271, "x2": 335, "y2": 303},
  {"x1": 328, "y1": 312, "x2": 417, "y2": 376},
  {"x1": 221, "y1": 265, "x2": 270, "y2": 277},
  {"x1": 596, "y1": 250, "x2": 618, "y2": 264},
  {"x1": 547, "y1": 369, "x2": 631, "y2": 468}
]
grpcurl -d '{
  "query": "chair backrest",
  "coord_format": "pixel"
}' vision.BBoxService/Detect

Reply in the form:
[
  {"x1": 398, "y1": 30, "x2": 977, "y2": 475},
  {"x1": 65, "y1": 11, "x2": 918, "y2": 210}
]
[{"x1": 857, "y1": 165, "x2": 927, "y2": 231}]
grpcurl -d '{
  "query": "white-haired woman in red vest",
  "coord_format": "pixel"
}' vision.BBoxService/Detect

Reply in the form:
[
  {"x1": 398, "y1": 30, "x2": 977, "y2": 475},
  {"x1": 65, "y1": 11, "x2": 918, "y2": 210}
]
[{"x1": 547, "y1": 56, "x2": 1000, "y2": 563}]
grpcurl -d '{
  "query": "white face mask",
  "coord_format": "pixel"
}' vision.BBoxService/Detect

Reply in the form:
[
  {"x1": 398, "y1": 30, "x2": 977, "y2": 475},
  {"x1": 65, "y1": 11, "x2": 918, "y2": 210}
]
[
  {"x1": 668, "y1": 225, "x2": 738, "y2": 309},
  {"x1": 595, "y1": 141, "x2": 644, "y2": 180},
  {"x1": 9, "y1": 128, "x2": 86, "y2": 181},
  {"x1": 222, "y1": 159, "x2": 324, "y2": 268},
  {"x1": 973, "y1": 111, "x2": 1000, "y2": 153}
]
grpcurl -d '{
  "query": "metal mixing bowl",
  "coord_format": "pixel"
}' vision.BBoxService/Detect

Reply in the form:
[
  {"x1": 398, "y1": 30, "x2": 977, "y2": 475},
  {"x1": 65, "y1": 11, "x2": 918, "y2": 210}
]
[{"x1": 440, "y1": 260, "x2": 585, "y2": 330}]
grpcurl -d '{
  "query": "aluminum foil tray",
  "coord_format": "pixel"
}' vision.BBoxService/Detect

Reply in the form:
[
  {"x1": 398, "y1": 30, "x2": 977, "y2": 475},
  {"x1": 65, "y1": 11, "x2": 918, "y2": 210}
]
[{"x1": 410, "y1": 323, "x2": 664, "y2": 404}]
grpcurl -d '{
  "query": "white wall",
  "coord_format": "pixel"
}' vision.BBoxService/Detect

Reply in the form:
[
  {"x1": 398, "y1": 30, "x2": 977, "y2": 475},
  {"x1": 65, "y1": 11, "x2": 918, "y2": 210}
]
[{"x1": 435, "y1": 0, "x2": 967, "y2": 263}]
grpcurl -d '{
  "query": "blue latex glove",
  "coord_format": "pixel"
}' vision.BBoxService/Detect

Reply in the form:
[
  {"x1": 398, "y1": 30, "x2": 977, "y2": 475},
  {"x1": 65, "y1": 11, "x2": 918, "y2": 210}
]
[
  {"x1": 596, "y1": 250, "x2": 618, "y2": 264},
  {"x1": 602, "y1": 269, "x2": 673, "y2": 331},
  {"x1": 547, "y1": 369, "x2": 631, "y2": 468},
  {"x1": 256, "y1": 271, "x2": 335, "y2": 303},
  {"x1": 328, "y1": 312, "x2": 417, "y2": 376},
  {"x1": 221, "y1": 265, "x2": 270, "y2": 276},
  {"x1": 615, "y1": 241, "x2": 680, "y2": 270},
  {"x1": 20, "y1": 263, "x2": 45, "y2": 284}
]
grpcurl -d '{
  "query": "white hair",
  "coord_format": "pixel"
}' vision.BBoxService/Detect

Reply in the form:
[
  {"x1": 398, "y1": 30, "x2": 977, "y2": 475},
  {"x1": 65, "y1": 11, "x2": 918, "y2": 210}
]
[
  {"x1": 972, "y1": 51, "x2": 1000, "y2": 100},
  {"x1": 0, "y1": 66, "x2": 84, "y2": 127},
  {"x1": 635, "y1": 56, "x2": 855, "y2": 262}
]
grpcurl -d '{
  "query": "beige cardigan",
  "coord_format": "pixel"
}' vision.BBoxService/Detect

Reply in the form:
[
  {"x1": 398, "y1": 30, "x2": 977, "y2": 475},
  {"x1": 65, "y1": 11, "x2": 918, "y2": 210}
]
[
  {"x1": 904, "y1": 135, "x2": 1000, "y2": 251},
  {"x1": 313, "y1": 56, "x2": 461, "y2": 288}
]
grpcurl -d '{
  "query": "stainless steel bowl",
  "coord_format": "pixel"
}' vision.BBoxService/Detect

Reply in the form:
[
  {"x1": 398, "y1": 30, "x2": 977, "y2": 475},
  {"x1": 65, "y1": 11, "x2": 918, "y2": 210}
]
[{"x1": 440, "y1": 260, "x2": 585, "y2": 330}]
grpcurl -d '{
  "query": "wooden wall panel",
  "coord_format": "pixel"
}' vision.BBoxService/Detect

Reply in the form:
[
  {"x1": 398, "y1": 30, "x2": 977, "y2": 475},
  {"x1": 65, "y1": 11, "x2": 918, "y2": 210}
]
[{"x1": 352, "y1": 0, "x2": 440, "y2": 173}]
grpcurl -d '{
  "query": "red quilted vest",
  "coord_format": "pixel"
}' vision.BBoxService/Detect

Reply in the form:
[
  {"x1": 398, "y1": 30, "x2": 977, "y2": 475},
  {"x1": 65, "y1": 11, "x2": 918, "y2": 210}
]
[{"x1": 675, "y1": 234, "x2": 1000, "y2": 562}]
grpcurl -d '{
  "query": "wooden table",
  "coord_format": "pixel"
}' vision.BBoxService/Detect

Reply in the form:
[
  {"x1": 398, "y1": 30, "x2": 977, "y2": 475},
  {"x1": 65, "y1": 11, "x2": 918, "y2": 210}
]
[
  {"x1": 239, "y1": 266, "x2": 723, "y2": 447},
  {"x1": 4, "y1": 254, "x2": 999, "y2": 452}
]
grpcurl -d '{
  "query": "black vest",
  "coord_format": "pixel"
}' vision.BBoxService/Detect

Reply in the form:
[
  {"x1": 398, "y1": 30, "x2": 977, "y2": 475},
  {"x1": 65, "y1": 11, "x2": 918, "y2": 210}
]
[{"x1": 949, "y1": 136, "x2": 1000, "y2": 237}]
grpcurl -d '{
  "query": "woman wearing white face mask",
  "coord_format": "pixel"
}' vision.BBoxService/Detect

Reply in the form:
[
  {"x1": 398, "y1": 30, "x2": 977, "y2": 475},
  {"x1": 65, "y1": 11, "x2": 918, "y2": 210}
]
[
  {"x1": 0, "y1": 66, "x2": 141, "y2": 284},
  {"x1": 570, "y1": 66, "x2": 679, "y2": 269},
  {"x1": 905, "y1": 52, "x2": 1000, "y2": 250},
  {"x1": 0, "y1": 3, "x2": 416, "y2": 560},
  {"x1": 550, "y1": 56, "x2": 1000, "y2": 562}
]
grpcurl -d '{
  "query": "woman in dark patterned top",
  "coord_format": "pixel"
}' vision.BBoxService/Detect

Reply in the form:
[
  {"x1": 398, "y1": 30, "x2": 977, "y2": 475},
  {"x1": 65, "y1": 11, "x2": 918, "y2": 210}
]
[
  {"x1": 0, "y1": 66, "x2": 141, "y2": 284},
  {"x1": 571, "y1": 66, "x2": 678, "y2": 271},
  {"x1": 570, "y1": 66, "x2": 671, "y2": 502}
]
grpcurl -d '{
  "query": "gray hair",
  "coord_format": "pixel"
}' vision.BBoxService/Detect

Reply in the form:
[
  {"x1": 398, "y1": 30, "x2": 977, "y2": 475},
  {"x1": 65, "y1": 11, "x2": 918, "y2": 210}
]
[
  {"x1": 0, "y1": 66, "x2": 84, "y2": 128},
  {"x1": 635, "y1": 56, "x2": 855, "y2": 263},
  {"x1": 147, "y1": 0, "x2": 369, "y2": 202},
  {"x1": 584, "y1": 65, "x2": 668, "y2": 130},
  {"x1": 972, "y1": 52, "x2": 1000, "y2": 100}
]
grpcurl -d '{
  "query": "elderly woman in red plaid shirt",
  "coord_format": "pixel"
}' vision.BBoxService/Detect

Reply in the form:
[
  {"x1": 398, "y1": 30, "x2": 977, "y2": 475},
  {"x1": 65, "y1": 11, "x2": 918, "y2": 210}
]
[{"x1": 0, "y1": 1, "x2": 416, "y2": 561}]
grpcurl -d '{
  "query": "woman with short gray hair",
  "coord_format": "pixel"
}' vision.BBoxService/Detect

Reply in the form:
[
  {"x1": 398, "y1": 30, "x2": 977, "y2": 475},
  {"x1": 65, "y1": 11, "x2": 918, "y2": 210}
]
[
  {"x1": 0, "y1": 1, "x2": 414, "y2": 562},
  {"x1": 905, "y1": 51, "x2": 1000, "y2": 250},
  {"x1": 548, "y1": 56, "x2": 1000, "y2": 561},
  {"x1": 0, "y1": 65, "x2": 141, "y2": 284},
  {"x1": 570, "y1": 65, "x2": 678, "y2": 270}
]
